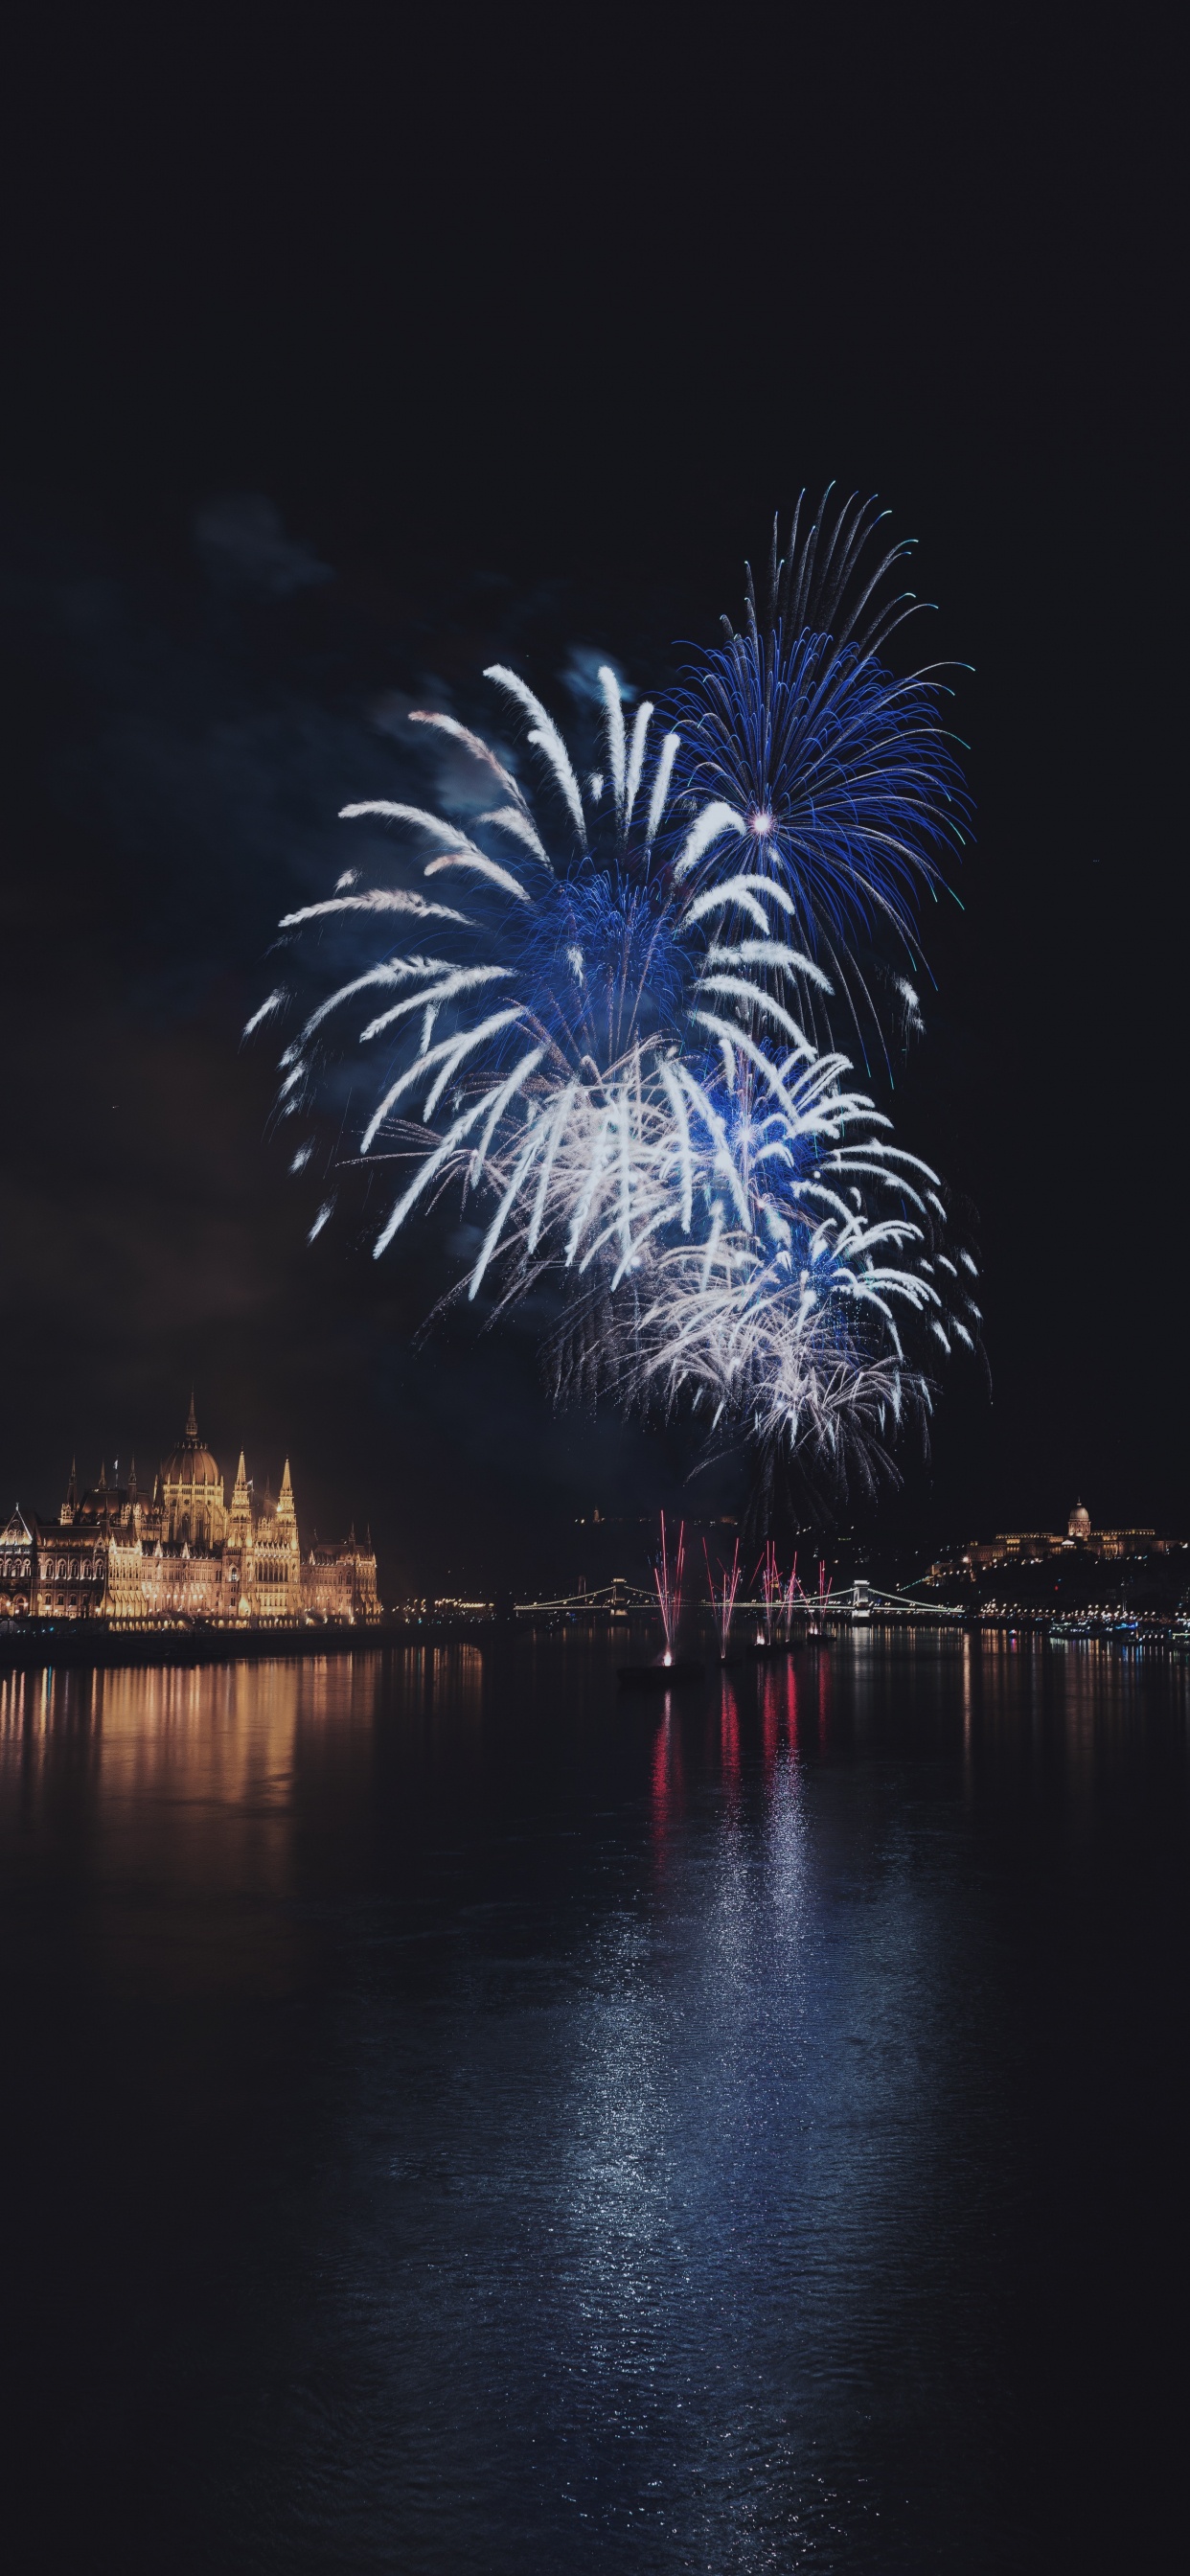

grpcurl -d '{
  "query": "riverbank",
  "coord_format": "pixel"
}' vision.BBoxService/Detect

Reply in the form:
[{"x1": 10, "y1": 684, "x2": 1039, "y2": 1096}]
[{"x1": 0, "y1": 1619, "x2": 506, "y2": 1669}]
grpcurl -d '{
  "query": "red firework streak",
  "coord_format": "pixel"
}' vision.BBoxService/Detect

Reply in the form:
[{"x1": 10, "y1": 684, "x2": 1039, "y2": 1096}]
[
  {"x1": 753, "y1": 1540, "x2": 782, "y2": 1644},
  {"x1": 653, "y1": 1512, "x2": 685, "y2": 1662},
  {"x1": 703, "y1": 1535, "x2": 741, "y2": 1659}
]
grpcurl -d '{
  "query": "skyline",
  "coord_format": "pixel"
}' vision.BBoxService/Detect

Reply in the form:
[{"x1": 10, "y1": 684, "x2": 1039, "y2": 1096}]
[{"x1": 3, "y1": 1381, "x2": 1182, "y2": 1606}]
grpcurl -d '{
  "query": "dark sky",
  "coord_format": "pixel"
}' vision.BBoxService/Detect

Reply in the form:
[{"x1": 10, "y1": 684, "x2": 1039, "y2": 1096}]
[{"x1": 0, "y1": 13, "x2": 1182, "y2": 1592}]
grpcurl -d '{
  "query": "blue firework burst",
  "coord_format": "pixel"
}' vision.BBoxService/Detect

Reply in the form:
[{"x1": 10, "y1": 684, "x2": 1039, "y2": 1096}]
[{"x1": 667, "y1": 489, "x2": 972, "y2": 1055}]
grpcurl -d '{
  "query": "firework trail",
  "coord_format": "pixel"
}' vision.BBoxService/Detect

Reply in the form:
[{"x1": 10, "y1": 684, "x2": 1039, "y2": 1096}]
[
  {"x1": 757, "y1": 1540, "x2": 782, "y2": 1645},
  {"x1": 653, "y1": 1512, "x2": 685, "y2": 1659},
  {"x1": 703, "y1": 1535, "x2": 742, "y2": 1658}
]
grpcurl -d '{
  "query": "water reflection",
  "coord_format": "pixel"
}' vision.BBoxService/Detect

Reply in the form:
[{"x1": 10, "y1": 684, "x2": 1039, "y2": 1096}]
[
  {"x1": 720, "y1": 1670, "x2": 741, "y2": 1794},
  {"x1": 0, "y1": 1637, "x2": 1187, "y2": 2573}
]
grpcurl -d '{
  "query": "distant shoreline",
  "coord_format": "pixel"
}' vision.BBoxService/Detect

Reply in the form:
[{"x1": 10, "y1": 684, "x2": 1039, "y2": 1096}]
[
  {"x1": 0, "y1": 1612, "x2": 1181, "y2": 1672},
  {"x1": 0, "y1": 1621, "x2": 505, "y2": 1669}
]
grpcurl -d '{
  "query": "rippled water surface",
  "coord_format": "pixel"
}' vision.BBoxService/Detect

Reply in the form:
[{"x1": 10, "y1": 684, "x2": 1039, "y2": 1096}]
[{"x1": 1, "y1": 1636, "x2": 1187, "y2": 2571}]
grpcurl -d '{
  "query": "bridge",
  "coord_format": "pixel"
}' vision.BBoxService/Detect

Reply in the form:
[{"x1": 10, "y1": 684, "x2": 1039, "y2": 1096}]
[
  {"x1": 514, "y1": 1576, "x2": 964, "y2": 1627},
  {"x1": 514, "y1": 1576, "x2": 654, "y2": 1617},
  {"x1": 815, "y1": 1578, "x2": 965, "y2": 1626}
]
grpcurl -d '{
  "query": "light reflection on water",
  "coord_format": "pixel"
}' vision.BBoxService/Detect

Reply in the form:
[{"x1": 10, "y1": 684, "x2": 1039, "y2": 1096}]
[{"x1": 0, "y1": 1635, "x2": 1187, "y2": 2572}]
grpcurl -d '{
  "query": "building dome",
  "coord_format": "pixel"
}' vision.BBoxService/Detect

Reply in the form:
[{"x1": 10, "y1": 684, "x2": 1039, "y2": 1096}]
[
  {"x1": 1067, "y1": 1500, "x2": 1091, "y2": 1540},
  {"x1": 162, "y1": 1398, "x2": 220, "y2": 1488}
]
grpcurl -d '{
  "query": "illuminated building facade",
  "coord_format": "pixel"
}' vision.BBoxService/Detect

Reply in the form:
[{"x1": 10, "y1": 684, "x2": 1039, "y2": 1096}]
[
  {"x1": 928, "y1": 1501, "x2": 1164, "y2": 1581},
  {"x1": 0, "y1": 1400, "x2": 381, "y2": 1625}
]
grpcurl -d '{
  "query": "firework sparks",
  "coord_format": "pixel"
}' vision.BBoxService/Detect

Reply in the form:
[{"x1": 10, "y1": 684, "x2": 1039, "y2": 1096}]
[
  {"x1": 253, "y1": 545, "x2": 979, "y2": 1494},
  {"x1": 668, "y1": 488, "x2": 972, "y2": 1061}
]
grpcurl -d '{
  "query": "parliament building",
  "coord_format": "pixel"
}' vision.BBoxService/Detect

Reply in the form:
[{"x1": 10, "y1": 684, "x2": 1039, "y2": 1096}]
[{"x1": 0, "y1": 1399, "x2": 381, "y2": 1626}]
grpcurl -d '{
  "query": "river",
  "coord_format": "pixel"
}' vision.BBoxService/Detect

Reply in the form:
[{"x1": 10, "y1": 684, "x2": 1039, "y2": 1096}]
[{"x1": 1, "y1": 1635, "x2": 1185, "y2": 2570}]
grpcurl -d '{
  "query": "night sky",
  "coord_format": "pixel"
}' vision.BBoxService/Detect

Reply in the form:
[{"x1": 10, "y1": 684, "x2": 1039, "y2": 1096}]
[{"x1": 1, "y1": 16, "x2": 1181, "y2": 1596}]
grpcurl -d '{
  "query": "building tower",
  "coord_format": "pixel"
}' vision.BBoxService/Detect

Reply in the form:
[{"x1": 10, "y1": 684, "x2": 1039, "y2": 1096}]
[
  {"x1": 225, "y1": 1449, "x2": 254, "y2": 1618},
  {"x1": 161, "y1": 1396, "x2": 226, "y2": 1548},
  {"x1": 275, "y1": 1459, "x2": 302, "y2": 1617}
]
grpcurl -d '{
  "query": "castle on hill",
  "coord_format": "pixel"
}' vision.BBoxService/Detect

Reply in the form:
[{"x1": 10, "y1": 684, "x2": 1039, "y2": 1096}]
[
  {"x1": 927, "y1": 1499, "x2": 1164, "y2": 1583},
  {"x1": 0, "y1": 1397, "x2": 381, "y2": 1626}
]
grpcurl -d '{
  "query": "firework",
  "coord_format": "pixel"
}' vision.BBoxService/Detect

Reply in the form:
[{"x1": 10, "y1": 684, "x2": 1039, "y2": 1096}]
[
  {"x1": 254, "y1": 564, "x2": 978, "y2": 1493},
  {"x1": 620, "y1": 1050, "x2": 980, "y2": 1490},
  {"x1": 653, "y1": 1512, "x2": 685, "y2": 1660},
  {"x1": 668, "y1": 489, "x2": 971, "y2": 1061},
  {"x1": 267, "y1": 665, "x2": 868, "y2": 1301},
  {"x1": 703, "y1": 1536, "x2": 742, "y2": 1659},
  {"x1": 749, "y1": 1541, "x2": 778, "y2": 1645}
]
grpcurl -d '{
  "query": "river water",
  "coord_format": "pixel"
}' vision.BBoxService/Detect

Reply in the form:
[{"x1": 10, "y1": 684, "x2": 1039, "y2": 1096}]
[{"x1": 0, "y1": 1635, "x2": 1186, "y2": 2572}]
